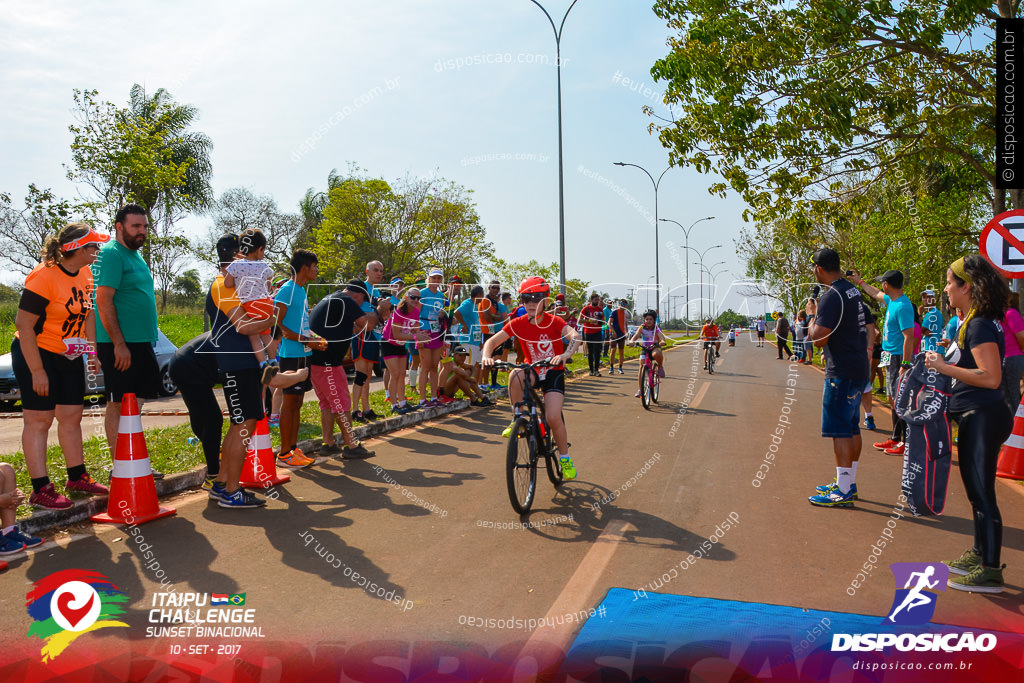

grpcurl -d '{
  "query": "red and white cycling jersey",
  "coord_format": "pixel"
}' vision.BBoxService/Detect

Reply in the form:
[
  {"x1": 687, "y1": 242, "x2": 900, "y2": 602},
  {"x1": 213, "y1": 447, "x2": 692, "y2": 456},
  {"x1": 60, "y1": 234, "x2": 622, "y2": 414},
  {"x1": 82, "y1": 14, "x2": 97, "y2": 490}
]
[{"x1": 507, "y1": 312, "x2": 567, "y2": 377}]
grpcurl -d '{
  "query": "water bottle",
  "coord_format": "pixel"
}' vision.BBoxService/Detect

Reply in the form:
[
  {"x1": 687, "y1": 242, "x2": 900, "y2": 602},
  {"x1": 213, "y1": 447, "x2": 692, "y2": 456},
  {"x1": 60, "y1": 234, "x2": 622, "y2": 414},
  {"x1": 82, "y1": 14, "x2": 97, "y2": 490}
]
[{"x1": 187, "y1": 437, "x2": 199, "y2": 446}]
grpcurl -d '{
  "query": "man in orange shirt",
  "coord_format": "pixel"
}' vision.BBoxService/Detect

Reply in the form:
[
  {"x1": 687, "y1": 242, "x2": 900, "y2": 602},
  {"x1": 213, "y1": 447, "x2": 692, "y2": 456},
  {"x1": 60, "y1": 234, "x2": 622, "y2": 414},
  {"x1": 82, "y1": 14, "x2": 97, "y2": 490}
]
[{"x1": 700, "y1": 318, "x2": 721, "y2": 358}]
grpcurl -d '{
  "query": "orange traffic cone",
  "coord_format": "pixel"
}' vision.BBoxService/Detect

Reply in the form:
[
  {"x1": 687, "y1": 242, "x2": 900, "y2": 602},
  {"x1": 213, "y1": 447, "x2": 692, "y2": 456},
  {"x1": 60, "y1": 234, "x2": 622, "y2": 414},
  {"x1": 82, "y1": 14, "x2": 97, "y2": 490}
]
[
  {"x1": 997, "y1": 395, "x2": 1024, "y2": 480},
  {"x1": 91, "y1": 393, "x2": 176, "y2": 524},
  {"x1": 240, "y1": 417, "x2": 290, "y2": 488}
]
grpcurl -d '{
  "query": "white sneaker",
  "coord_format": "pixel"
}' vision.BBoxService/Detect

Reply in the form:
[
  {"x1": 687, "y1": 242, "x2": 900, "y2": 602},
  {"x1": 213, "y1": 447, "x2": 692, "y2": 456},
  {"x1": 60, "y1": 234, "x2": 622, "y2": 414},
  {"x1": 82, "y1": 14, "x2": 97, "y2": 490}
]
[{"x1": 634, "y1": 390, "x2": 641, "y2": 398}]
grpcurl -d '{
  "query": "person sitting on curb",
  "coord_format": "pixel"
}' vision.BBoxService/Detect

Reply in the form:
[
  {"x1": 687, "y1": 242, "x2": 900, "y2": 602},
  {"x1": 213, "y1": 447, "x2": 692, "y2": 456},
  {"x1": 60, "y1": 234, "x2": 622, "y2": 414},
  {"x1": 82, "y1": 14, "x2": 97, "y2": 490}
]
[
  {"x1": 440, "y1": 345, "x2": 494, "y2": 406},
  {"x1": 0, "y1": 462, "x2": 44, "y2": 555}
]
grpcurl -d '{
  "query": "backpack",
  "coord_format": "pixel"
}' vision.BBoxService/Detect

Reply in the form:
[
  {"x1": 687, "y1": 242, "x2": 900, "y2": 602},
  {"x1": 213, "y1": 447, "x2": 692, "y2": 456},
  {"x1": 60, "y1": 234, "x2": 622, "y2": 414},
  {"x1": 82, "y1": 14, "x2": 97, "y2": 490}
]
[{"x1": 894, "y1": 353, "x2": 953, "y2": 516}]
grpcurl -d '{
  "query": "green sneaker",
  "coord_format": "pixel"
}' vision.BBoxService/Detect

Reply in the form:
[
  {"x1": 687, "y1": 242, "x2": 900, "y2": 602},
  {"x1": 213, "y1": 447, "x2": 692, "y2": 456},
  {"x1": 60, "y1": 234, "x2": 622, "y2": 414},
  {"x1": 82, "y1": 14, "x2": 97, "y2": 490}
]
[
  {"x1": 944, "y1": 548, "x2": 982, "y2": 577},
  {"x1": 559, "y1": 456, "x2": 577, "y2": 480},
  {"x1": 947, "y1": 564, "x2": 1005, "y2": 593},
  {"x1": 501, "y1": 420, "x2": 516, "y2": 439}
]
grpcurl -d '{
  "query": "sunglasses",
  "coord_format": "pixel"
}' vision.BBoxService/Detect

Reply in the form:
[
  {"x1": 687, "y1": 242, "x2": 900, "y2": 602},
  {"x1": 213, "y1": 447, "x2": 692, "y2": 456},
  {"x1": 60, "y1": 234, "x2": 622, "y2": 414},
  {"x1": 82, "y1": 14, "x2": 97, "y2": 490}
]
[
  {"x1": 408, "y1": 295, "x2": 421, "y2": 300},
  {"x1": 519, "y1": 293, "x2": 545, "y2": 303}
]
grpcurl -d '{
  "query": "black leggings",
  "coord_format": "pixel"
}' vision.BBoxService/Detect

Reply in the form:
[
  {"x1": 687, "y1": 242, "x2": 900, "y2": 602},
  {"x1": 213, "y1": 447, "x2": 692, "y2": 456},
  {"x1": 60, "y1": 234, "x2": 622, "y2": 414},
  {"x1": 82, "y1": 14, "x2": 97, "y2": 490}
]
[
  {"x1": 178, "y1": 382, "x2": 224, "y2": 476},
  {"x1": 584, "y1": 332, "x2": 603, "y2": 372},
  {"x1": 952, "y1": 403, "x2": 1013, "y2": 567}
]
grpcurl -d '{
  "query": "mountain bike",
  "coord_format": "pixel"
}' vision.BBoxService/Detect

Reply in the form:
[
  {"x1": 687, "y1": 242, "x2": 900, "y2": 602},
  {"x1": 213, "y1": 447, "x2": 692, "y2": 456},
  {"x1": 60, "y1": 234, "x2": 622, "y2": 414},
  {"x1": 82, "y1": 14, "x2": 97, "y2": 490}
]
[
  {"x1": 636, "y1": 343, "x2": 662, "y2": 410},
  {"x1": 703, "y1": 337, "x2": 718, "y2": 375},
  {"x1": 493, "y1": 359, "x2": 564, "y2": 513}
]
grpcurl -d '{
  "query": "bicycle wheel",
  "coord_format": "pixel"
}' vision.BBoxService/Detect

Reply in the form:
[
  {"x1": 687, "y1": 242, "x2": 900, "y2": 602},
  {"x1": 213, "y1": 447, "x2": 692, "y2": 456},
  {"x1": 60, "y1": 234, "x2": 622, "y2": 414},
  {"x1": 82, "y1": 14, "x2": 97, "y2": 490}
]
[
  {"x1": 506, "y1": 417, "x2": 537, "y2": 514},
  {"x1": 651, "y1": 369, "x2": 660, "y2": 403},
  {"x1": 640, "y1": 366, "x2": 652, "y2": 410},
  {"x1": 545, "y1": 412, "x2": 564, "y2": 486}
]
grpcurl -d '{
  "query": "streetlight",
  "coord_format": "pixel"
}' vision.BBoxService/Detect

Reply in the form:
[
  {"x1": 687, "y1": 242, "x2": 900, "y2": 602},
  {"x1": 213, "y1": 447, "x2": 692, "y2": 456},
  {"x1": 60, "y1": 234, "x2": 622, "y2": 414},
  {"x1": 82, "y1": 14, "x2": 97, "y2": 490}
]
[
  {"x1": 529, "y1": 0, "x2": 581, "y2": 296},
  {"x1": 645, "y1": 275, "x2": 654, "y2": 311},
  {"x1": 659, "y1": 216, "x2": 714, "y2": 325},
  {"x1": 702, "y1": 262, "x2": 727, "y2": 319},
  {"x1": 682, "y1": 244, "x2": 722, "y2": 321},
  {"x1": 614, "y1": 162, "x2": 671, "y2": 316}
]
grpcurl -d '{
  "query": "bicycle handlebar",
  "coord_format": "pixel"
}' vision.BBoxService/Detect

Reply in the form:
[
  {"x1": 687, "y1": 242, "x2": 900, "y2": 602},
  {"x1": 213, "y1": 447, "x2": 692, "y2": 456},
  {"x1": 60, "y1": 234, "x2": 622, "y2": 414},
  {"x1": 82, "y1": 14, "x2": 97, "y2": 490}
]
[{"x1": 493, "y1": 359, "x2": 554, "y2": 371}]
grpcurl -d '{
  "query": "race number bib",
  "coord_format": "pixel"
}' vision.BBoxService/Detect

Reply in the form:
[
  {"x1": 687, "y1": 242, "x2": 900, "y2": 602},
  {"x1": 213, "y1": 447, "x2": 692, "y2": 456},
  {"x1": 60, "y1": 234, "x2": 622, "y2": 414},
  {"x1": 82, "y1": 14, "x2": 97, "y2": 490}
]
[
  {"x1": 63, "y1": 338, "x2": 90, "y2": 359},
  {"x1": 878, "y1": 351, "x2": 891, "y2": 368}
]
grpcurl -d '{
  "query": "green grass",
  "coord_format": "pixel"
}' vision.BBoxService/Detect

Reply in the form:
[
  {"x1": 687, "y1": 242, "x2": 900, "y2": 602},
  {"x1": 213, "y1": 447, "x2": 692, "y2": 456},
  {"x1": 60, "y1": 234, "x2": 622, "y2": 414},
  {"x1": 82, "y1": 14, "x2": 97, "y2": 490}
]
[
  {"x1": 157, "y1": 311, "x2": 206, "y2": 348},
  {"x1": 0, "y1": 302, "x2": 17, "y2": 355}
]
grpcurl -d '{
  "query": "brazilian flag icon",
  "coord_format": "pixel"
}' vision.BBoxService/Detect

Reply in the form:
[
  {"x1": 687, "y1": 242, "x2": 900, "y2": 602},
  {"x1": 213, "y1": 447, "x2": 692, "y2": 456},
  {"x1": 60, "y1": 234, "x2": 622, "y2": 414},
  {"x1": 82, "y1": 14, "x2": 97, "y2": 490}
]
[{"x1": 228, "y1": 593, "x2": 246, "y2": 606}]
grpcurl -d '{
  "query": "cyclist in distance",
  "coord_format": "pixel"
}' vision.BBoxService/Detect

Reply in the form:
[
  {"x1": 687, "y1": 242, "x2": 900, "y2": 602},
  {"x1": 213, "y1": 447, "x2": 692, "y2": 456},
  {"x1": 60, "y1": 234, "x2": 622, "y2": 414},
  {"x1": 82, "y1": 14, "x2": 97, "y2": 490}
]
[
  {"x1": 482, "y1": 277, "x2": 581, "y2": 479},
  {"x1": 700, "y1": 317, "x2": 721, "y2": 358},
  {"x1": 628, "y1": 310, "x2": 667, "y2": 397}
]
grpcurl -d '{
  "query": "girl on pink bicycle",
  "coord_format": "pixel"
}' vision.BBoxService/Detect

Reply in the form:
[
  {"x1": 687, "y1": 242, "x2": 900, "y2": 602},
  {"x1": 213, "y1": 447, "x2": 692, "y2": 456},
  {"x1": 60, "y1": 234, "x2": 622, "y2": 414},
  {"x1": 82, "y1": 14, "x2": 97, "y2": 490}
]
[{"x1": 628, "y1": 310, "x2": 667, "y2": 397}]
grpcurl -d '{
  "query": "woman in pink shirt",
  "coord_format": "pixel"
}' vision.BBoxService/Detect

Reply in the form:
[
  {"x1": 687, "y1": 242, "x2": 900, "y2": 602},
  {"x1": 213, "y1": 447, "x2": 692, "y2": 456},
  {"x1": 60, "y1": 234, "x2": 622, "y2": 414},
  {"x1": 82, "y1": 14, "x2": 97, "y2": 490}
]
[{"x1": 1002, "y1": 292, "x2": 1024, "y2": 411}]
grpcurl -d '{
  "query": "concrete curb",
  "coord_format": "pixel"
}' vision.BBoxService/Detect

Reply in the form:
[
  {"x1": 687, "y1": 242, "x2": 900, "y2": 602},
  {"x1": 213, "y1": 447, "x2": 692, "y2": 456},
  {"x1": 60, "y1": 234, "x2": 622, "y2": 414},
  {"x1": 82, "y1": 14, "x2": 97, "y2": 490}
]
[{"x1": 17, "y1": 349, "x2": 679, "y2": 535}]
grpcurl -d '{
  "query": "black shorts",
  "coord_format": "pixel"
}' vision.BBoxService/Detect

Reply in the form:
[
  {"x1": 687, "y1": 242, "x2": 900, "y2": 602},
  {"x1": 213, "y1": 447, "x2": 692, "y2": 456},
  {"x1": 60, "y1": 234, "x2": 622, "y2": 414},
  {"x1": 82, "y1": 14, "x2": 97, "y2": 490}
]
[
  {"x1": 872, "y1": 344, "x2": 883, "y2": 361},
  {"x1": 757, "y1": 330, "x2": 766, "y2": 339},
  {"x1": 534, "y1": 368, "x2": 565, "y2": 395},
  {"x1": 11, "y1": 338, "x2": 86, "y2": 411},
  {"x1": 380, "y1": 341, "x2": 408, "y2": 359},
  {"x1": 279, "y1": 356, "x2": 312, "y2": 395},
  {"x1": 609, "y1": 333, "x2": 626, "y2": 350},
  {"x1": 502, "y1": 337, "x2": 514, "y2": 352},
  {"x1": 220, "y1": 367, "x2": 264, "y2": 424},
  {"x1": 97, "y1": 341, "x2": 161, "y2": 402},
  {"x1": 352, "y1": 335, "x2": 381, "y2": 364}
]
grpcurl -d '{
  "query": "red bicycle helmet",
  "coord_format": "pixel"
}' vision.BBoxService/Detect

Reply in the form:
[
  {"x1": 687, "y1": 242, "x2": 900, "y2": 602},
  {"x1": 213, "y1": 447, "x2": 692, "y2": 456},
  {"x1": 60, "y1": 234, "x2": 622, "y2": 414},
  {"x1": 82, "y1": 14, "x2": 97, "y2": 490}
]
[{"x1": 518, "y1": 276, "x2": 550, "y2": 296}]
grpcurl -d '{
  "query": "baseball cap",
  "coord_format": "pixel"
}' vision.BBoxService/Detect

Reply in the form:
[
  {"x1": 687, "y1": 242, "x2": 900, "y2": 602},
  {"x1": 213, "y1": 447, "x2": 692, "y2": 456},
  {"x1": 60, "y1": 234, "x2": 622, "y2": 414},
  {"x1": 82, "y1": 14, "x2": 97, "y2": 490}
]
[
  {"x1": 428, "y1": 268, "x2": 444, "y2": 278},
  {"x1": 390, "y1": 276, "x2": 404, "y2": 286},
  {"x1": 452, "y1": 345, "x2": 470, "y2": 356},
  {"x1": 345, "y1": 279, "x2": 369, "y2": 297},
  {"x1": 555, "y1": 293, "x2": 565, "y2": 301},
  {"x1": 216, "y1": 233, "x2": 240, "y2": 265},
  {"x1": 874, "y1": 270, "x2": 904, "y2": 288},
  {"x1": 449, "y1": 274, "x2": 462, "y2": 283},
  {"x1": 810, "y1": 248, "x2": 840, "y2": 271},
  {"x1": 921, "y1": 288, "x2": 936, "y2": 297}
]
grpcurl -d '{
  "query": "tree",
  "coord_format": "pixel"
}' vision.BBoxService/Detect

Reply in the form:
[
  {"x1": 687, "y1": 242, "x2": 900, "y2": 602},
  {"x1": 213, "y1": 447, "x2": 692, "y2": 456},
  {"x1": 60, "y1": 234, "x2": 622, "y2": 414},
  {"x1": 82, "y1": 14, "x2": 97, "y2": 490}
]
[
  {"x1": 650, "y1": 1, "x2": 1002, "y2": 217},
  {"x1": 200, "y1": 187, "x2": 303, "y2": 269},
  {"x1": 715, "y1": 309, "x2": 747, "y2": 329},
  {"x1": 485, "y1": 258, "x2": 591, "y2": 311},
  {"x1": 0, "y1": 185, "x2": 101, "y2": 276},
  {"x1": 172, "y1": 268, "x2": 203, "y2": 307},
  {"x1": 311, "y1": 169, "x2": 492, "y2": 283}
]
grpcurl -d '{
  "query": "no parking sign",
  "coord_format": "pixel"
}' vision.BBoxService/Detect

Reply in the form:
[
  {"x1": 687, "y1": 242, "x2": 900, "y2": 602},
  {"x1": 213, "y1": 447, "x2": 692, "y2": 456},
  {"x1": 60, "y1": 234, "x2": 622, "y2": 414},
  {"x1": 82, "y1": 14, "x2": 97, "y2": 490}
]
[{"x1": 981, "y1": 210, "x2": 1024, "y2": 278}]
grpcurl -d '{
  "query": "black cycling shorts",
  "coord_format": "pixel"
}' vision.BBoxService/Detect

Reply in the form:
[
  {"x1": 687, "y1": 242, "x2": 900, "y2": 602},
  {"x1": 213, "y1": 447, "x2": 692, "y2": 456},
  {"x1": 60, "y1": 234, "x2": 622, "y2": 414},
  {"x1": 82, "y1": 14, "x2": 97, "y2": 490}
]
[
  {"x1": 534, "y1": 368, "x2": 565, "y2": 395},
  {"x1": 380, "y1": 341, "x2": 408, "y2": 359},
  {"x1": 97, "y1": 341, "x2": 161, "y2": 402},
  {"x1": 220, "y1": 367, "x2": 264, "y2": 424},
  {"x1": 11, "y1": 338, "x2": 87, "y2": 411},
  {"x1": 279, "y1": 356, "x2": 312, "y2": 395}
]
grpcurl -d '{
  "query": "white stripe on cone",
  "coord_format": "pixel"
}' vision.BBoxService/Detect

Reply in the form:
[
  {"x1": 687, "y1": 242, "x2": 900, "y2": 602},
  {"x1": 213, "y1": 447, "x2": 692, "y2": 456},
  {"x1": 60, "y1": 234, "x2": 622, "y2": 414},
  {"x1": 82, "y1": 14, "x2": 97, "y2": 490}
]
[
  {"x1": 1016, "y1": 404, "x2": 1024, "y2": 420},
  {"x1": 118, "y1": 414, "x2": 144, "y2": 434},
  {"x1": 1005, "y1": 433, "x2": 1024, "y2": 450},
  {"x1": 250, "y1": 431, "x2": 272, "y2": 451},
  {"x1": 112, "y1": 457, "x2": 154, "y2": 479}
]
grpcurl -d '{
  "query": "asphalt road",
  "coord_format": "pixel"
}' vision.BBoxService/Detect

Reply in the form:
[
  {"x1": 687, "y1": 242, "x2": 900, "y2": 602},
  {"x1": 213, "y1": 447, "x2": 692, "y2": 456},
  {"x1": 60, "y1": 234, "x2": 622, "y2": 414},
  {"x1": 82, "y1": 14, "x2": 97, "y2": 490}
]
[{"x1": 2, "y1": 336, "x2": 1023, "y2": 677}]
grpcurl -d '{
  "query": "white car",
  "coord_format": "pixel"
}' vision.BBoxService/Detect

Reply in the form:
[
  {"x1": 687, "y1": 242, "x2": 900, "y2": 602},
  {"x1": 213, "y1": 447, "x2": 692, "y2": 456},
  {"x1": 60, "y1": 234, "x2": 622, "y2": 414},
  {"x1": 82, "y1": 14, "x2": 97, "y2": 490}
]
[{"x1": 0, "y1": 330, "x2": 179, "y2": 411}]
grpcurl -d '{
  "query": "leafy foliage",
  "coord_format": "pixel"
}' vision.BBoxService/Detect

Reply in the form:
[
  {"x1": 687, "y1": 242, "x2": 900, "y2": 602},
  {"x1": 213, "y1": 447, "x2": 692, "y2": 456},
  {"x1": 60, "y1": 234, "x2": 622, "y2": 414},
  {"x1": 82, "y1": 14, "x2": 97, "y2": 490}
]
[{"x1": 0, "y1": 185, "x2": 101, "y2": 275}]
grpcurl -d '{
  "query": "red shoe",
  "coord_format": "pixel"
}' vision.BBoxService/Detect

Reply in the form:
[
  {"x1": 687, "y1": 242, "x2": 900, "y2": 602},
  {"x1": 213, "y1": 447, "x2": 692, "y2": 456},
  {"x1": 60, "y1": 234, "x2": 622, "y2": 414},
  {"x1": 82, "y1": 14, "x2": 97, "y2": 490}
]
[
  {"x1": 65, "y1": 473, "x2": 110, "y2": 496},
  {"x1": 884, "y1": 442, "x2": 905, "y2": 456},
  {"x1": 873, "y1": 438, "x2": 898, "y2": 451}
]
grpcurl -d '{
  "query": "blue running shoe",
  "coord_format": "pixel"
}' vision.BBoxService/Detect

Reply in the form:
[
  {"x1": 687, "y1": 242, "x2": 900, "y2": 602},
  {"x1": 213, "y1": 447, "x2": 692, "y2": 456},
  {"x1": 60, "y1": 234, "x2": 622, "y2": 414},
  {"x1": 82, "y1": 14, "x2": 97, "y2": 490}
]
[
  {"x1": 809, "y1": 487, "x2": 855, "y2": 507},
  {"x1": 218, "y1": 488, "x2": 265, "y2": 509},
  {"x1": 6, "y1": 525, "x2": 43, "y2": 549},
  {"x1": 814, "y1": 480, "x2": 858, "y2": 500},
  {"x1": 207, "y1": 480, "x2": 230, "y2": 502},
  {"x1": 0, "y1": 533, "x2": 25, "y2": 555},
  {"x1": 863, "y1": 416, "x2": 876, "y2": 430}
]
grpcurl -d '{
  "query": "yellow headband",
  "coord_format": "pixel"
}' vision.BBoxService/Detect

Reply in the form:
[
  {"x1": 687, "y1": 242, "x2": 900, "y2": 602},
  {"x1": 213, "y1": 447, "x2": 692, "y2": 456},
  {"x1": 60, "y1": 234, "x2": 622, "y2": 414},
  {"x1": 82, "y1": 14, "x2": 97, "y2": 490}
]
[{"x1": 950, "y1": 257, "x2": 972, "y2": 285}]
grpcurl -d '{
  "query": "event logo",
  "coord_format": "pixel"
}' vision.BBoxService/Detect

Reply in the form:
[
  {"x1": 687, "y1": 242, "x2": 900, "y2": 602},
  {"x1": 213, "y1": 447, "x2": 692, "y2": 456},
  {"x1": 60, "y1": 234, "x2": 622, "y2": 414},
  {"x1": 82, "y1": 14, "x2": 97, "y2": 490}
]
[
  {"x1": 885, "y1": 562, "x2": 948, "y2": 625},
  {"x1": 26, "y1": 569, "x2": 129, "y2": 662}
]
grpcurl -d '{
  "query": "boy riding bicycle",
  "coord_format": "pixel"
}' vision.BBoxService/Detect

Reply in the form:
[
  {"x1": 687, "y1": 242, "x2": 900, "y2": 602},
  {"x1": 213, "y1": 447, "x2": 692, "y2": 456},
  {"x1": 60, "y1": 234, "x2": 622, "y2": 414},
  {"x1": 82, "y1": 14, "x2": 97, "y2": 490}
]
[
  {"x1": 628, "y1": 310, "x2": 667, "y2": 397},
  {"x1": 482, "y1": 277, "x2": 581, "y2": 479},
  {"x1": 700, "y1": 318, "x2": 721, "y2": 362}
]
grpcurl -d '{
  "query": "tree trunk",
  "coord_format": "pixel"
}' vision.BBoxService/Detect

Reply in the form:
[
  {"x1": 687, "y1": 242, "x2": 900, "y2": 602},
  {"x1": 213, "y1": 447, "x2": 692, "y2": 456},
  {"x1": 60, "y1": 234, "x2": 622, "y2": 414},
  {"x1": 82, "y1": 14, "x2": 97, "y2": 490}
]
[{"x1": 994, "y1": 184, "x2": 1007, "y2": 216}]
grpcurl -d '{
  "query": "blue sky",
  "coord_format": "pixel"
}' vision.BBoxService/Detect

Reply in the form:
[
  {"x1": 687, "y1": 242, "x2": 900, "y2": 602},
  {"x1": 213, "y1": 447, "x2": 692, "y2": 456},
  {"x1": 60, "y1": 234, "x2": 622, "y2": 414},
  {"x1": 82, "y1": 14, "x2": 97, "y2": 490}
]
[{"x1": 0, "y1": 0, "x2": 773, "y2": 318}]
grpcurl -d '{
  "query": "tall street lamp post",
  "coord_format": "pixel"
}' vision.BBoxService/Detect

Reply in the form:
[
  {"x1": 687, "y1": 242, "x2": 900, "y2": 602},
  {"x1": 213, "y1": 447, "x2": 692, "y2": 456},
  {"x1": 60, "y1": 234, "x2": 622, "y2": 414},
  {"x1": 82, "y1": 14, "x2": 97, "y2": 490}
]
[
  {"x1": 659, "y1": 216, "x2": 714, "y2": 325},
  {"x1": 614, "y1": 162, "x2": 670, "y2": 316},
  {"x1": 529, "y1": 0, "x2": 581, "y2": 296}
]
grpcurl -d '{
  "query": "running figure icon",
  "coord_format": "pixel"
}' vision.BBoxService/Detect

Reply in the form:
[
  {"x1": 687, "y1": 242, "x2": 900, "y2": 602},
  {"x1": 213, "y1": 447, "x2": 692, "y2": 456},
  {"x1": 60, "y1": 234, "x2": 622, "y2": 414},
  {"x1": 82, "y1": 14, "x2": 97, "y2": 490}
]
[{"x1": 887, "y1": 566, "x2": 939, "y2": 623}]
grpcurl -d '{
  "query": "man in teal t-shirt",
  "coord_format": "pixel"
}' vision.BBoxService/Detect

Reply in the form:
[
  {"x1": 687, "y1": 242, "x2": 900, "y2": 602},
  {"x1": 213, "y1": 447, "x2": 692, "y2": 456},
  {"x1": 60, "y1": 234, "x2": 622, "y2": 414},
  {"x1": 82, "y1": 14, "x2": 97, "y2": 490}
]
[
  {"x1": 849, "y1": 269, "x2": 916, "y2": 454},
  {"x1": 93, "y1": 204, "x2": 163, "y2": 476},
  {"x1": 273, "y1": 250, "x2": 320, "y2": 467}
]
